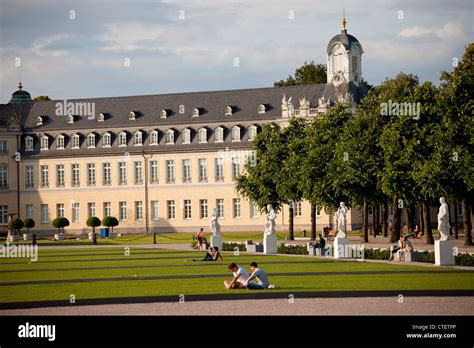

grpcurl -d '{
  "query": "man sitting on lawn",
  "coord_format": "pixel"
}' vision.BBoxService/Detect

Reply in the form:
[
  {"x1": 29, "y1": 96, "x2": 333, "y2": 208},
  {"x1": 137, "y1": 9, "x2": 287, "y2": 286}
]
[
  {"x1": 242, "y1": 262, "x2": 275, "y2": 289},
  {"x1": 224, "y1": 262, "x2": 249, "y2": 289}
]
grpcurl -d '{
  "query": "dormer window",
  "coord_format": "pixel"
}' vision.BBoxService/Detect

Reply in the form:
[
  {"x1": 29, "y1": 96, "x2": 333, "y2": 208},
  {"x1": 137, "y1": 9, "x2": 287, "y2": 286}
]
[
  {"x1": 225, "y1": 106, "x2": 233, "y2": 116},
  {"x1": 56, "y1": 134, "x2": 65, "y2": 149},
  {"x1": 214, "y1": 127, "x2": 224, "y2": 143},
  {"x1": 182, "y1": 128, "x2": 191, "y2": 144},
  {"x1": 118, "y1": 132, "x2": 127, "y2": 147},
  {"x1": 248, "y1": 125, "x2": 257, "y2": 141},
  {"x1": 134, "y1": 131, "x2": 143, "y2": 146},
  {"x1": 149, "y1": 130, "x2": 158, "y2": 145},
  {"x1": 257, "y1": 104, "x2": 267, "y2": 114},
  {"x1": 231, "y1": 126, "x2": 241, "y2": 142},
  {"x1": 67, "y1": 115, "x2": 74, "y2": 124},
  {"x1": 36, "y1": 116, "x2": 44, "y2": 126},
  {"x1": 98, "y1": 113, "x2": 105, "y2": 122},
  {"x1": 71, "y1": 134, "x2": 80, "y2": 149},
  {"x1": 102, "y1": 132, "x2": 111, "y2": 147},
  {"x1": 198, "y1": 128, "x2": 207, "y2": 143},
  {"x1": 25, "y1": 136, "x2": 34, "y2": 151},
  {"x1": 129, "y1": 111, "x2": 137, "y2": 120},
  {"x1": 160, "y1": 109, "x2": 168, "y2": 118},
  {"x1": 192, "y1": 108, "x2": 200, "y2": 118},
  {"x1": 165, "y1": 129, "x2": 174, "y2": 145},
  {"x1": 87, "y1": 133, "x2": 96, "y2": 148},
  {"x1": 40, "y1": 135, "x2": 49, "y2": 151}
]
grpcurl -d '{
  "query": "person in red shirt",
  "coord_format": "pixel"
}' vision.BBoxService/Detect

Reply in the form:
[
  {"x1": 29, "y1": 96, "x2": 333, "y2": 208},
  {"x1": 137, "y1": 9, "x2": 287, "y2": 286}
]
[{"x1": 195, "y1": 228, "x2": 205, "y2": 251}]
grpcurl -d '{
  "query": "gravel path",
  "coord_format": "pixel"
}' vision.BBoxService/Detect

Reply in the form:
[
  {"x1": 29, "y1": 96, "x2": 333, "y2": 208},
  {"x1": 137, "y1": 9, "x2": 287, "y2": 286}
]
[{"x1": 2, "y1": 297, "x2": 473, "y2": 316}]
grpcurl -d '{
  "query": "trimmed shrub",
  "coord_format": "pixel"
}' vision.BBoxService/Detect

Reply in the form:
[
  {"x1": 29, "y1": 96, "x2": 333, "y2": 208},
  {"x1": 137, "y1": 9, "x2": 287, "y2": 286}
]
[
  {"x1": 278, "y1": 244, "x2": 309, "y2": 255},
  {"x1": 52, "y1": 217, "x2": 70, "y2": 234},
  {"x1": 8, "y1": 218, "x2": 24, "y2": 233},
  {"x1": 455, "y1": 253, "x2": 474, "y2": 266},
  {"x1": 222, "y1": 242, "x2": 246, "y2": 251},
  {"x1": 364, "y1": 248, "x2": 390, "y2": 260},
  {"x1": 22, "y1": 218, "x2": 35, "y2": 232},
  {"x1": 102, "y1": 216, "x2": 119, "y2": 233}
]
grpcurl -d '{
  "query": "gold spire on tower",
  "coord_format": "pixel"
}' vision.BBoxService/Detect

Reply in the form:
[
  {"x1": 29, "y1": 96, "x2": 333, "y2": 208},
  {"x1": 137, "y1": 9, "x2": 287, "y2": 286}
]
[{"x1": 342, "y1": 8, "x2": 347, "y2": 32}]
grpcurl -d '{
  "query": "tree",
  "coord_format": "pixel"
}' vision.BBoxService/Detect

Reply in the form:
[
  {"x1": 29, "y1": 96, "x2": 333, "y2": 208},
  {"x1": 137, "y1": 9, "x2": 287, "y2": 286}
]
[
  {"x1": 87, "y1": 217, "x2": 101, "y2": 245},
  {"x1": 102, "y1": 216, "x2": 119, "y2": 234},
  {"x1": 33, "y1": 96, "x2": 50, "y2": 101},
  {"x1": 274, "y1": 61, "x2": 327, "y2": 87},
  {"x1": 22, "y1": 218, "x2": 35, "y2": 233},
  {"x1": 52, "y1": 217, "x2": 69, "y2": 234},
  {"x1": 8, "y1": 218, "x2": 24, "y2": 234}
]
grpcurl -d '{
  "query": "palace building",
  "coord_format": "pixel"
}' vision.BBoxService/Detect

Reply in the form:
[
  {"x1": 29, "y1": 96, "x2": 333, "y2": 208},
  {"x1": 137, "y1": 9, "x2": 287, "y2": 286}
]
[{"x1": 0, "y1": 20, "x2": 458, "y2": 235}]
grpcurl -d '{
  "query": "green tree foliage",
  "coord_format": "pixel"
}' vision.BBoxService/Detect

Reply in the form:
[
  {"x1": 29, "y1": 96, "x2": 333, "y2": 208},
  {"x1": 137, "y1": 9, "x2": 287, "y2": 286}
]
[
  {"x1": 52, "y1": 217, "x2": 70, "y2": 234},
  {"x1": 102, "y1": 216, "x2": 119, "y2": 233},
  {"x1": 274, "y1": 61, "x2": 327, "y2": 87},
  {"x1": 33, "y1": 96, "x2": 50, "y2": 101},
  {"x1": 22, "y1": 218, "x2": 35, "y2": 232},
  {"x1": 8, "y1": 218, "x2": 24, "y2": 233}
]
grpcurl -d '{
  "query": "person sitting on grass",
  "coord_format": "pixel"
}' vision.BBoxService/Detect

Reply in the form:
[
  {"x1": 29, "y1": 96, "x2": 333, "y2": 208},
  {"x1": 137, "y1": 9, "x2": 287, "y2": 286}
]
[
  {"x1": 212, "y1": 246, "x2": 224, "y2": 261},
  {"x1": 191, "y1": 246, "x2": 223, "y2": 262},
  {"x1": 224, "y1": 262, "x2": 249, "y2": 289},
  {"x1": 242, "y1": 262, "x2": 275, "y2": 289},
  {"x1": 312, "y1": 234, "x2": 326, "y2": 255}
]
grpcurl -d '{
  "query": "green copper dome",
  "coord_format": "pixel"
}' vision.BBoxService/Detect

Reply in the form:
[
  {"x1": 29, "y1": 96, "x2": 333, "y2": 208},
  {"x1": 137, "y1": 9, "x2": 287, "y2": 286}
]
[{"x1": 10, "y1": 83, "x2": 32, "y2": 104}]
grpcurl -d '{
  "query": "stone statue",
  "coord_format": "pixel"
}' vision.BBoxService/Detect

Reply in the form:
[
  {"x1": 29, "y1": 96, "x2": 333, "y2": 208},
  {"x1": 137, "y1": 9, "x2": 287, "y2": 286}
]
[
  {"x1": 437, "y1": 197, "x2": 450, "y2": 241},
  {"x1": 281, "y1": 94, "x2": 288, "y2": 110},
  {"x1": 264, "y1": 204, "x2": 276, "y2": 236},
  {"x1": 299, "y1": 96, "x2": 310, "y2": 108},
  {"x1": 336, "y1": 202, "x2": 348, "y2": 238},
  {"x1": 210, "y1": 208, "x2": 221, "y2": 236}
]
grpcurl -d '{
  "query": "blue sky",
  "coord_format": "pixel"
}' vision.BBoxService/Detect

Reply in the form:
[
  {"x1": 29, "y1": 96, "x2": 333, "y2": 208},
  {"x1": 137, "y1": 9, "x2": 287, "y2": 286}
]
[{"x1": 0, "y1": 0, "x2": 472, "y2": 101}]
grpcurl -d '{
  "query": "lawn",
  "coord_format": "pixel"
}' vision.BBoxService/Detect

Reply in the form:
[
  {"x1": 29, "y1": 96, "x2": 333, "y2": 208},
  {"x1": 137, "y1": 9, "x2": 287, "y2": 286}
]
[{"x1": 0, "y1": 246, "x2": 473, "y2": 305}]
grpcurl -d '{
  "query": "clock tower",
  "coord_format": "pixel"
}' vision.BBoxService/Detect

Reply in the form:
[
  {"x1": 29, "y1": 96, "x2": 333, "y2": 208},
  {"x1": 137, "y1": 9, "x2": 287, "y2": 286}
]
[{"x1": 327, "y1": 15, "x2": 363, "y2": 86}]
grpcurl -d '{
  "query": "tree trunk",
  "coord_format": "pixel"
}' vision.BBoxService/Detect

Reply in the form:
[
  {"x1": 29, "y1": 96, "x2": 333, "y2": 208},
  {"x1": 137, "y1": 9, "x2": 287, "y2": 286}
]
[
  {"x1": 447, "y1": 203, "x2": 453, "y2": 236},
  {"x1": 454, "y1": 201, "x2": 458, "y2": 239},
  {"x1": 408, "y1": 206, "x2": 416, "y2": 231},
  {"x1": 419, "y1": 205, "x2": 424, "y2": 237},
  {"x1": 382, "y1": 199, "x2": 388, "y2": 237},
  {"x1": 310, "y1": 203, "x2": 317, "y2": 241},
  {"x1": 390, "y1": 196, "x2": 401, "y2": 243},
  {"x1": 423, "y1": 201, "x2": 434, "y2": 244},
  {"x1": 373, "y1": 203, "x2": 379, "y2": 235},
  {"x1": 363, "y1": 199, "x2": 369, "y2": 243},
  {"x1": 462, "y1": 198, "x2": 472, "y2": 246},
  {"x1": 288, "y1": 205, "x2": 294, "y2": 241}
]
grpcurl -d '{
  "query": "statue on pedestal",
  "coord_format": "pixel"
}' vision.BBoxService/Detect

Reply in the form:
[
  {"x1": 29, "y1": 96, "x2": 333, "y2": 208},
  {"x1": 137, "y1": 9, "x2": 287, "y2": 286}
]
[
  {"x1": 437, "y1": 197, "x2": 450, "y2": 241},
  {"x1": 264, "y1": 204, "x2": 276, "y2": 236},
  {"x1": 336, "y1": 202, "x2": 348, "y2": 238},
  {"x1": 210, "y1": 208, "x2": 221, "y2": 236}
]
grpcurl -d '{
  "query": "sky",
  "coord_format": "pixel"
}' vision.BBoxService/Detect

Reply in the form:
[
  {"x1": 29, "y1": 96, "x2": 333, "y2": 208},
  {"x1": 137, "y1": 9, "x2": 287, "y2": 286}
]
[{"x1": 0, "y1": 0, "x2": 472, "y2": 102}]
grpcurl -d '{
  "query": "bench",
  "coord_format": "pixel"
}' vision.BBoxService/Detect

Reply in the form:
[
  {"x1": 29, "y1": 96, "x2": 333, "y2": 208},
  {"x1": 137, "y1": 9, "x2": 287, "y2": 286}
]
[
  {"x1": 394, "y1": 250, "x2": 420, "y2": 262},
  {"x1": 307, "y1": 243, "x2": 328, "y2": 256}
]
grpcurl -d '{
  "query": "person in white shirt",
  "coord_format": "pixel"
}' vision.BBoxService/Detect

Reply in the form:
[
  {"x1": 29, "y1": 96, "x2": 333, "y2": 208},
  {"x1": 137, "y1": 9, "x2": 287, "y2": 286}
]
[
  {"x1": 224, "y1": 263, "x2": 249, "y2": 289},
  {"x1": 242, "y1": 262, "x2": 274, "y2": 289}
]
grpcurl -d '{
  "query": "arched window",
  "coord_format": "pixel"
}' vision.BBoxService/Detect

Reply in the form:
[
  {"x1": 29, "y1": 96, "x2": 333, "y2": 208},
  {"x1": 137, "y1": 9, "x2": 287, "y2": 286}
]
[
  {"x1": 102, "y1": 132, "x2": 111, "y2": 147},
  {"x1": 248, "y1": 125, "x2": 257, "y2": 141},
  {"x1": 192, "y1": 108, "x2": 200, "y2": 118},
  {"x1": 160, "y1": 110, "x2": 167, "y2": 118},
  {"x1": 225, "y1": 106, "x2": 233, "y2": 116},
  {"x1": 118, "y1": 132, "x2": 127, "y2": 147},
  {"x1": 165, "y1": 129, "x2": 174, "y2": 145},
  {"x1": 56, "y1": 135, "x2": 65, "y2": 149},
  {"x1": 149, "y1": 130, "x2": 158, "y2": 145},
  {"x1": 198, "y1": 128, "x2": 207, "y2": 143},
  {"x1": 98, "y1": 113, "x2": 105, "y2": 122},
  {"x1": 25, "y1": 136, "x2": 34, "y2": 151},
  {"x1": 257, "y1": 104, "x2": 266, "y2": 114},
  {"x1": 214, "y1": 127, "x2": 224, "y2": 143},
  {"x1": 71, "y1": 134, "x2": 80, "y2": 149},
  {"x1": 134, "y1": 131, "x2": 143, "y2": 146},
  {"x1": 182, "y1": 128, "x2": 191, "y2": 144},
  {"x1": 40, "y1": 135, "x2": 49, "y2": 151},
  {"x1": 36, "y1": 116, "x2": 43, "y2": 126},
  {"x1": 231, "y1": 126, "x2": 241, "y2": 142},
  {"x1": 129, "y1": 111, "x2": 137, "y2": 120},
  {"x1": 87, "y1": 133, "x2": 96, "y2": 148},
  {"x1": 67, "y1": 115, "x2": 74, "y2": 124}
]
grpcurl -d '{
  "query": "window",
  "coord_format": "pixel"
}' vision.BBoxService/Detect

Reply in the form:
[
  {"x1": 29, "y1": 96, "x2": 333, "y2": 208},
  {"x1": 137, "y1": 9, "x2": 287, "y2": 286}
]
[
  {"x1": 118, "y1": 132, "x2": 127, "y2": 146},
  {"x1": 250, "y1": 202, "x2": 258, "y2": 218},
  {"x1": 25, "y1": 164, "x2": 34, "y2": 189},
  {"x1": 119, "y1": 162, "x2": 127, "y2": 185},
  {"x1": 0, "y1": 164, "x2": 8, "y2": 188},
  {"x1": 72, "y1": 164, "x2": 80, "y2": 186},
  {"x1": 98, "y1": 113, "x2": 105, "y2": 122},
  {"x1": 26, "y1": 204, "x2": 34, "y2": 219},
  {"x1": 72, "y1": 203, "x2": 80, "y2": 222},
  {"x1": 40, "y1": 165, "x2": 49, "y2": 187},
  {"x1": 150, "y1": 131, "x2": 158, "y2": 145},
  {"x1": 0, "y1": 205, "x2": 7, "y2": 224},
  {"x1": 36, "y1": 116, "x2": 43, "y2": 126},
  {"x1": 233, "y1": 198, "x2": 241, "y2": 218},
  {"x1": 150, "y1": 160, "x2": 159, "y2": 184},
  {"x1": 182, "y1": 129, "x2": 191, "y2": 144},
  {"x1": 129, "y1": 111, "x2": 137, "y2": 120},
  {"x1": 88, "y1": 203, "x2": 96, "y2": 218},
  {"x1": 134, "y1": 131, "x2": 142, "y2": 146},
  {"x1": 103, "y1": 133, "x2": 111, "y2": 147},
  {"x1": 87, "y1": 133, "x2": 95, "y2": 148},
  {"x1": 41, "y1": 204, "x2": 49, "y2": 224},
  {"x1": 103, "y1": 202, "x2": 111, "y2": 218},
  {"x1": 216, "y1": 199, "x2": 224, "y2": 218},
  {"x1": 182, "y1": 159, "x2": 191, "y2": 183},
  {"x1": 295, "y1": 201, "x2": 302, "y2": 217},
  {"x1": 151, "y1": 201, "x2": 159, "y2": 220},
  {"x1": 160, "y1": 109, "x2": 167, "y2": 118},
  {"x1": 40, "y1": 136, "x2": 49, "y2": 150},
  {"x1": 72, "y1": 134, "x2": 80, "y2": 149},
  {"x1": 248, "y1": 125, "x2": 257, "y2": 141},
  {"x1": 232, "y1": 157, "x2": 240, "y2": 179},
  {"x1": 119, "y1": 202, "x2": 127, "y2": 221},
  {"x1": 25, "y1": 136, "x2": 34, "y2": 151},
  {"x1": 225, "y1": 106, "x2": 233, "y2": 116},
  {"x1": 56, "y1": 135, "x2": 65, "y2": 149},
  {"x1": 167, "y1": 200, "x2": 175, "y2": 219},
  {"x1": 87, "y1": 163, "x2": 96, "y2": 186},
  {"x1": 166, "y1": 160, "x2": 175, "y2": 183},
  {"x1": 165, "y1": 130, "x2": 174, "y2": 145},
  {"x1": 67, "y1": 115, "x2": 74, "y2": 124},
  {"x1": 135, "y1": 201, "x2": 143, "y2": 220},
  {"x1": 231, "y1": 126, "x2": 241, "y2": 142},
  {"x1": 192, "y1": 108, "x2": 200, "y2": 117},
  {"x1": 257, "y1": 104, "x2": 266, "y2": 113},
  {"x1": 200, "y1": 199, "x2": 208, "y2": 219},
  {"x1": 352, "y1": 56, "x2": 357, "y2": 72},
  {"x1": 103, "y1": 162, "x2": 111, "y2": 185},
  {"x1": 134, "y1": 161, "x2": 143, "y2": 184},
  {"x1": 0, "y1": 140, "x2": 6, "y2": 154},
  {"x1": 184, "y1": 200, "x2": 192, "y2": 219},
  {"x1": 198, "y1": 159, "x2": 207, "y2": 182},
  {"x1": 215, "y1": 158, "x2": 224, "y2": 181},
  {"x1": 214, "y1": 127, "x2": 224, "y2": 142},
  {"x1": 198, "y1": 128, "x2": 207, "y2": 143}
]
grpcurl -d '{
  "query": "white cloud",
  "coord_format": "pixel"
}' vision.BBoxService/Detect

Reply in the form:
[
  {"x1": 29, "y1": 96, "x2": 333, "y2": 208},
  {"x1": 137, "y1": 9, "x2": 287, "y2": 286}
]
[
  {"x1": 32, "y1": 34, "x2": 71, "y2": 57},
  {"x1": 398, "y1": 21, "x2": 464, "y2": 40}
]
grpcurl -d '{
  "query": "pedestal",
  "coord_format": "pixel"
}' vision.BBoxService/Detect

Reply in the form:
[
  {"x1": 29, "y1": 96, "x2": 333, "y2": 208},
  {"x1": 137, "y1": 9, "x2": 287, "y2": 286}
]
[
  {"x1": 435, "y1": 240, "x2": 455, "y2": 266},
  {"x1": 263, "y1": 234, "x2": 277, "y2": 254},
  {"x1": 333, "y1": 237, "x2": 350, "y2": 259},
  {"x1": 210, "y1": 235, "x2": 222, "y2": 251}
]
